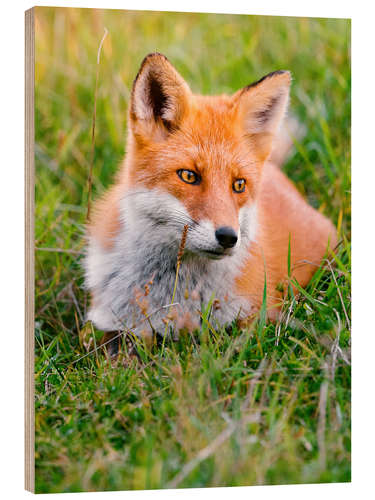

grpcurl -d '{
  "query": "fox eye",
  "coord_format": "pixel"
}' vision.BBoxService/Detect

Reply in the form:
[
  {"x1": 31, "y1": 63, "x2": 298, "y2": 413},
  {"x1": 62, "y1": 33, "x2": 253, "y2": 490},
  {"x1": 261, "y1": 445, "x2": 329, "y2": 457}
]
[
  {"x1": 233, "y1": 178, "x2": 246, "y2": 193},
  {"x1": 177, "y1": 169, "x2": 200, "y2": 185}
]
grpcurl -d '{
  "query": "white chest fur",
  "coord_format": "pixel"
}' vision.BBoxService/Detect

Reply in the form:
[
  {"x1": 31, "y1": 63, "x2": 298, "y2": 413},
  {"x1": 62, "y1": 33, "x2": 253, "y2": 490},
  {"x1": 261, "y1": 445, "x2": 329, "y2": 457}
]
[{"x1": 85, "y1": 189, "x2": 257, "y2": 334}]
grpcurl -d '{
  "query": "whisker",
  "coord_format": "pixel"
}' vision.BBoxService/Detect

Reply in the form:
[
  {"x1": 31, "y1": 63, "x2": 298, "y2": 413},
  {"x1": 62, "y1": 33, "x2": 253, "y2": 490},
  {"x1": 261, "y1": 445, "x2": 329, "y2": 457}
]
[
  {"x1": 124, "y1": 191, "x2": 199, "y2": 225},
  {"x1": 169, "y1": 209, "x2": 199, "y2": 226},
  {"x1": 122, "y1": 190, "x2": 209, "y2": 237}
]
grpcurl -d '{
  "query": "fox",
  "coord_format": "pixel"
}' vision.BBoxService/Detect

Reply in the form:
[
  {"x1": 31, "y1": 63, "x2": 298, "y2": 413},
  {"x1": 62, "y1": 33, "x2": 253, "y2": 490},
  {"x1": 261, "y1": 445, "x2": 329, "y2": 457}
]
[{"x1": 85, "y1": 52, "x2": 337, "y2": 340}]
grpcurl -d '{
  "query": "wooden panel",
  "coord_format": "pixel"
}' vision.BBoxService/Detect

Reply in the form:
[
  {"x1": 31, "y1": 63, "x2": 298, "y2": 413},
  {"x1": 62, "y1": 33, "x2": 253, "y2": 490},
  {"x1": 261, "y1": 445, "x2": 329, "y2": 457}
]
[{"x1": 25, "y1": 7, "x2": 35, "y2": 493}]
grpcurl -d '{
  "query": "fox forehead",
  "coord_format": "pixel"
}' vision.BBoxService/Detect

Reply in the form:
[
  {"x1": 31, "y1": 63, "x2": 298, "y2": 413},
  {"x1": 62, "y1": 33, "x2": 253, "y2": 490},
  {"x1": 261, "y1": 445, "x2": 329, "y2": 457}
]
[
  {"x1": 175, "y1": 94, "x2": 243, "y2": 147},
  {"x1": 159, "y1": 132, "x2": 253, "y2": 176},
  {"x1": 131, "y1": 96, "x2": 257, "y2": 177}
]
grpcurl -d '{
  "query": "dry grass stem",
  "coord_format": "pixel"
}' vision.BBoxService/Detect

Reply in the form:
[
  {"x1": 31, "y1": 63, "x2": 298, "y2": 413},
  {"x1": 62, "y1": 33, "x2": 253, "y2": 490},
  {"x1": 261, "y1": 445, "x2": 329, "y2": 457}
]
[
  {"x1": 167, "y1": 413, "x2": 260, "y2": 489},
  {"x1": 35, "y1": 247, "x2": 83, "y2": 255},
  {"x1": 86, "y1": 27, "x2": 108, "y2": 222},
  {"x1": 163, "y1": 225, "x2": 189, "y2": 339},
  {"x1": 317, "y1": 364, "x2": 329, "y2": 470},
  {"x1": 326, "y1": 259, "x2": 350, "y2": 331}
]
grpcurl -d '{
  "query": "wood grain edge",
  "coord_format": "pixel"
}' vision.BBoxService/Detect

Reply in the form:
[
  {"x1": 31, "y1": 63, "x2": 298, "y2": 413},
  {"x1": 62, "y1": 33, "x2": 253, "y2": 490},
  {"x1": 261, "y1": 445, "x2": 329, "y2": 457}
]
[{"x1": 25, "y1": 6, "x2": 35, "y2": 494}]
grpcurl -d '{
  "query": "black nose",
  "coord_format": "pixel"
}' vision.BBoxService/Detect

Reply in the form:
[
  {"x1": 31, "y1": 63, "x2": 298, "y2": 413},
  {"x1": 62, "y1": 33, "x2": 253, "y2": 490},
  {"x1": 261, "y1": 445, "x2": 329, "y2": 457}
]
[{"x1": 215, "y1": 226, "x2": 238, "y2": 249}]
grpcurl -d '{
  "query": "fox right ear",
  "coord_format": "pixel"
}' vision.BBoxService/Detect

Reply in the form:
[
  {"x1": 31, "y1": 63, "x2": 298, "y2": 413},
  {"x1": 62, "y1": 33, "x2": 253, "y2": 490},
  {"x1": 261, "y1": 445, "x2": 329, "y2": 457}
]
[
  {"x1": 235, "y1": 70, "x2": 291, "y2": 162},
  {"x1": 129, "y1": 53, "x2": 191, "y2": 142}
]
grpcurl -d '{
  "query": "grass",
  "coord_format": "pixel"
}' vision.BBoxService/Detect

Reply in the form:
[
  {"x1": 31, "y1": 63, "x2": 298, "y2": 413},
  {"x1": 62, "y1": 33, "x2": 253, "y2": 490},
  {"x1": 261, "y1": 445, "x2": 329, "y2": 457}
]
[{"x1": 34, "y1": 7, "x2": 351, "y2": 493}]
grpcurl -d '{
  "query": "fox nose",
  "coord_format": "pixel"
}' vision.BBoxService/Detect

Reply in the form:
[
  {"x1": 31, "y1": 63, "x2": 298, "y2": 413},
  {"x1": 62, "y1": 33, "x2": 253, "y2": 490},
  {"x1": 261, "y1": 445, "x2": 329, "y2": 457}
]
[{"x1": 215, "y1": 226, "x2": 238, "y2": 249}]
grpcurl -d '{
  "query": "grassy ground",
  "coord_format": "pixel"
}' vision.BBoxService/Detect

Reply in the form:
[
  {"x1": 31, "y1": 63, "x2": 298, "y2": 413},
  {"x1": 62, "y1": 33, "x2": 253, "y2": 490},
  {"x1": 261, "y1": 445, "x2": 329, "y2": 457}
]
[{"x1": 34, "y1": 7, "x2": 351, "y2": 493}]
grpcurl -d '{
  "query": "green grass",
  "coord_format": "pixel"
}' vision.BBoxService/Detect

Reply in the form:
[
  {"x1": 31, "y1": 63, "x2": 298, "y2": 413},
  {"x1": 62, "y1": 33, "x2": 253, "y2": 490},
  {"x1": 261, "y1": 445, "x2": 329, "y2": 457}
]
[{"x1": 34, "y1": 7, "x2": 351, "y2": 493}]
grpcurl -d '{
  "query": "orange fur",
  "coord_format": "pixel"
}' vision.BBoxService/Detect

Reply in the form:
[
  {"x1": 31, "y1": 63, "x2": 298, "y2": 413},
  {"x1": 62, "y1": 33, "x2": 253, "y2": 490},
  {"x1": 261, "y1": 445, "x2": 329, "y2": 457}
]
[
  {"x1": 89, "y1": 182, "x2": 124, "y2": 250},
  {"x1": 235, "y1": 162, "x2": 337, "y2": 318}
]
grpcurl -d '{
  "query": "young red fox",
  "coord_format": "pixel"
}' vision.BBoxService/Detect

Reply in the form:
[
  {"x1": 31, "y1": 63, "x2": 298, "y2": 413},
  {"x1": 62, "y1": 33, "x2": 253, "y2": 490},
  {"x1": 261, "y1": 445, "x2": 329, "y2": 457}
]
[{"x1": 85, "y1": 53, "x2": 337, "y2": 337}]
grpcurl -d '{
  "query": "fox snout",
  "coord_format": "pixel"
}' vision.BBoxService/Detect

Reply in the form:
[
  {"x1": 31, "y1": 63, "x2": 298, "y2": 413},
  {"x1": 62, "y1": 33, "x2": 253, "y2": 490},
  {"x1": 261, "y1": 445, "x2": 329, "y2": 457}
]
[
  {"x1": 215, "y1": 226, "x2": 238, "y2": 249},
  {"x1": 184, "y1": 218, "x2": 244, "y2": 260}
]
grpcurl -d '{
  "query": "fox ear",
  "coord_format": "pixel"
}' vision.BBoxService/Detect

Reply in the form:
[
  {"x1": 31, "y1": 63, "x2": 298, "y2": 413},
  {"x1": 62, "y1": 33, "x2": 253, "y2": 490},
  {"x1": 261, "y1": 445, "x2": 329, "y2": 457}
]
[
  {"x1": 130, "y1": 53, "x2": 191, "y2": 141},
  {"x1": 235, "y1": 71, "x2": 291, "y2": 161}
]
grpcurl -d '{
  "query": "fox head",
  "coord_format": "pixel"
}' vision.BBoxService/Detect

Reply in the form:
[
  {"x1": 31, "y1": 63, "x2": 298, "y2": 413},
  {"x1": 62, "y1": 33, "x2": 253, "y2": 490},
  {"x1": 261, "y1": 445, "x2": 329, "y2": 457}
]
[{"x1": 124, "y1": 53, "x2": 291, "y2": 259}]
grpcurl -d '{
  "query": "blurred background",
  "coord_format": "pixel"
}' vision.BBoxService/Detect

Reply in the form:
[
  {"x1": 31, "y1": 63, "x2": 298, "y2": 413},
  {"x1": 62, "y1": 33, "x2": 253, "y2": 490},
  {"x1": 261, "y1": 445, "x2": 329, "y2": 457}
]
[{"x1": 34, "y1": 7, "x2": 350, "y2": 493}]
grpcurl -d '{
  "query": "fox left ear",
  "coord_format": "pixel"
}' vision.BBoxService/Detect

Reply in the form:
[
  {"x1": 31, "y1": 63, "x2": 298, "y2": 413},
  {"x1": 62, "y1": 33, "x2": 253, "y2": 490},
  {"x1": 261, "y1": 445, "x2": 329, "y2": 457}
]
[
  {"x1": 235, "y1": 70, "x2": 291, "y2": 161},
  {"x1": 129, "y1": 53, "x2": 191, "y2": 142}
]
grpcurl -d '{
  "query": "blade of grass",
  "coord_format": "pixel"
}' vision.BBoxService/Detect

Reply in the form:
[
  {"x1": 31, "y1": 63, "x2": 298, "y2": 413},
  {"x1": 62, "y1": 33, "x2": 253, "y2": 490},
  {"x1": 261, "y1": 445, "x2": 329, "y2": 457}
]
[{"x1": 86, "y1": 27, "x2": 108, "y2": 222}]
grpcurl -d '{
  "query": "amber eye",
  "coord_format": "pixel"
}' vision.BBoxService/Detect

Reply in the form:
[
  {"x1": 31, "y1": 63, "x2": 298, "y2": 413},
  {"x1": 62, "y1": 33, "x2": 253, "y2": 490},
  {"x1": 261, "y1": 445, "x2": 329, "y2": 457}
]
[
  {"x1": 233, "y1": 178, "x2": 246, "y2": 193},
  {"x1": 177, "y1": 169, "x2": 200, "y2": 185}
]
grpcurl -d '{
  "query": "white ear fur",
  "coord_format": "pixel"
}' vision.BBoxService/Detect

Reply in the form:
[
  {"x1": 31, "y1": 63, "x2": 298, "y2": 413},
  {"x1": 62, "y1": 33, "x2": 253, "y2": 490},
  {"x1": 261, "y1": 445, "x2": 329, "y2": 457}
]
[
  {"x1": 237, "y1": 71, "x2": 291, "y2": 136},
  {"x1": 130, "y1": 53, "x2": 191, "y2": 132}
]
